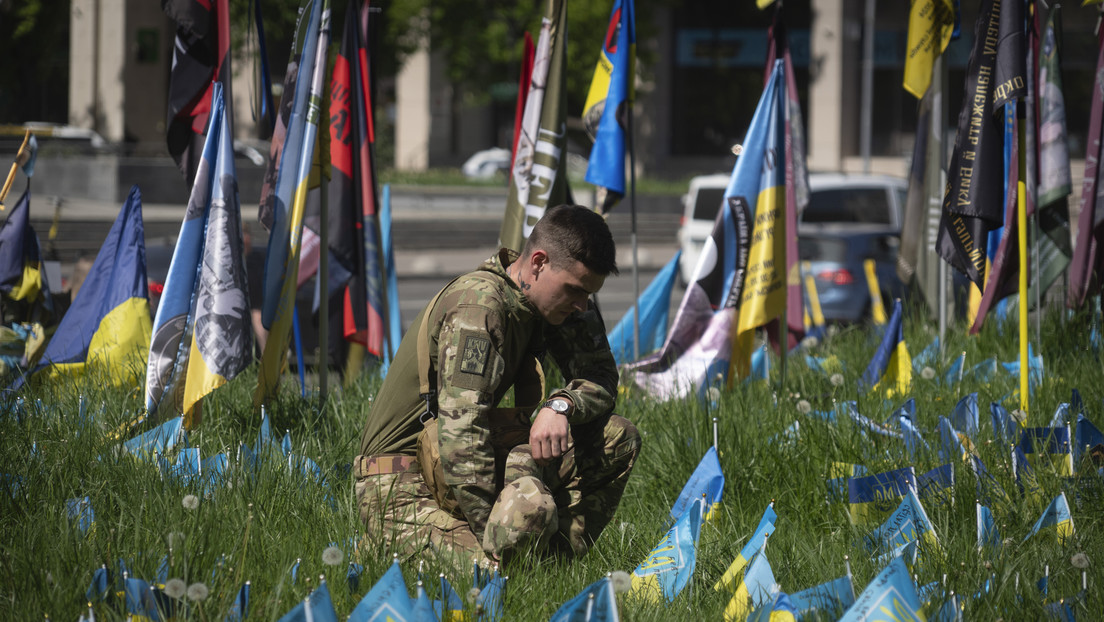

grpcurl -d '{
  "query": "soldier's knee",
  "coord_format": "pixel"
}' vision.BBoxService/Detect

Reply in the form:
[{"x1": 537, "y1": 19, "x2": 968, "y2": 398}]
[
  {"x1": 606, "y1": 414, "x2": 641, "y2": 465},
  {"x1": 482, "y1": 475, "x2": 558, "y2": 561}
]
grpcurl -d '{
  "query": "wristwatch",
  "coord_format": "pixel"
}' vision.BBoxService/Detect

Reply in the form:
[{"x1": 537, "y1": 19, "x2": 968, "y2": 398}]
[{"x1": 543, "y1": 397, "x2": 572, "y2": 416}]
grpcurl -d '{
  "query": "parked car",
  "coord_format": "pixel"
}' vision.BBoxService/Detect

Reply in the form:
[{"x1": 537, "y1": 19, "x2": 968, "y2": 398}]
[
  {"x1": 461, "y1": 147, "x2": 512, "y2": 179},
  {"x1": 676, "y1": 172, "x2": 908, "y2": 322}
]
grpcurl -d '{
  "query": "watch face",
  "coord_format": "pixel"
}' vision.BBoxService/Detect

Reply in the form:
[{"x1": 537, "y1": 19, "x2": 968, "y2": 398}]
[{"x1": 549, "y1": 399, "x2": 569, "y2": 413}]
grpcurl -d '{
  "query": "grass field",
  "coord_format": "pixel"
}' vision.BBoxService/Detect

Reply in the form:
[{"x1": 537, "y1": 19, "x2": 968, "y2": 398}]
[{"x1": 2, "y1": 303, "x2": 1101, "y2": 620}]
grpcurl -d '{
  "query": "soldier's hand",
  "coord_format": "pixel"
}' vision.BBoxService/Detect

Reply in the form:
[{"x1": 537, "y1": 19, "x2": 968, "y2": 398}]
[{"x1": 530, "y1": 407, "x2": 572, "y2": 464}]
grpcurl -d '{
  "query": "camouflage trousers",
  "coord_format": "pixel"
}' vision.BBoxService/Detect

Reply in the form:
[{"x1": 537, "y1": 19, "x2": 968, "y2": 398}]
[{"x1": 355, "y1": 414, "x2": 640, "y2": 566}]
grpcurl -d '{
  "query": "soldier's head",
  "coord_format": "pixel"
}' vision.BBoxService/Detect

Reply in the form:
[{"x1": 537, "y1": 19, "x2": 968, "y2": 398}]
[{"x1": 515, "y1": 205, "x2": 618, "y2": 325}]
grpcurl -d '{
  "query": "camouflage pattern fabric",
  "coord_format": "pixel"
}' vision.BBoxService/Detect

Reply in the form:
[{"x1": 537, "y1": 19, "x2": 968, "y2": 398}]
[{"x1": 355, "y1": 249, "x2": 636, "y2": 564}]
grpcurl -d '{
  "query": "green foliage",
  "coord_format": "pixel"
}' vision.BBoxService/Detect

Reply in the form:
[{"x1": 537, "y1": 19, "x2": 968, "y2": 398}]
[{"x1": 1, "y1": 306, "x2": 1102, "y2": 619}]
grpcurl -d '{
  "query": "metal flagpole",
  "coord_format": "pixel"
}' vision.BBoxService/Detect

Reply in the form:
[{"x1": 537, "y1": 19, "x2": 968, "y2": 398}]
[
  {"x1": 628, "y1": 94, "x2": 640, "y2": 362},
  {"x1": 860, "y1": 0, "x2": 875, "y2": 174},
  {"x1": 318, "y1": 43, "x2": 331, "y2": 407}
]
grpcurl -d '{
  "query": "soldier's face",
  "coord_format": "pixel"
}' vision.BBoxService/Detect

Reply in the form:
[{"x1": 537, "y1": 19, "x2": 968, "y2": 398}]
[{"x1": 528, "y1": 254, "x2": 605, "y2": 325}]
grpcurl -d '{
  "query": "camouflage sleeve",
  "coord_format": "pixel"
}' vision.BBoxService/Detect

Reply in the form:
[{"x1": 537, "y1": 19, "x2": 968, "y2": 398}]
[
  {"x1": 546, "y1": 302, "x2": 618, "y2": 425},
  {"x1": 434, "y1": 286, "x2": 507, "y2": 542}
]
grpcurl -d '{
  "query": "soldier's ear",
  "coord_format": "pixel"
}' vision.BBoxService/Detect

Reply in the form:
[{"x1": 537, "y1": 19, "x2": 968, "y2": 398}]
[{"x1": 530, "y1": 250, "x2": 551, "y2": 274}]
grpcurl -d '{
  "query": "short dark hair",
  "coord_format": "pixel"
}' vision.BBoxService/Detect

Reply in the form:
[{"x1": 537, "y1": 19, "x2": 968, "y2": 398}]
[{"x1": 523, "y1": 205, "x2": 619, "y2": 276}]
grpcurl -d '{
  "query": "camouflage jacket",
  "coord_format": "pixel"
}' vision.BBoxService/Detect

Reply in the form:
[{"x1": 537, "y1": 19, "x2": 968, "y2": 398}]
[{"x1": 358, "y1": 248, "x2": 618, "y2": 539}]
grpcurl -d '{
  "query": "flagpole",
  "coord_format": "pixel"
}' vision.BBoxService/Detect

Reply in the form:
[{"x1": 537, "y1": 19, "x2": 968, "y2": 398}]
[
  {"x1": 628, "y1": 90, "x2": 640, "y2": 362},
  {"x1": 318, "y1": 44, "x2": 331, "y2": 407},
  {"x1": 1018, "y1": 111, "x2": 1029, "y2": 418},
  {"x1": 859, "y1": 0, "x2": 875, "y2": 174}
]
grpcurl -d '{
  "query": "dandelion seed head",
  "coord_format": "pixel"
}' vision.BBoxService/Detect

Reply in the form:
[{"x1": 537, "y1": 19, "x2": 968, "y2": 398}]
[
  {"x1": 921, "y1": 366, "x2": 936, "y2": 380},
  {"x1": 610, "y1": 571, "x2": 632, "y2": 593},
  {"x1": 802, "y1": 336, "x2": 820, "y2": 349},
  {"x1": 186, "y1": 582, "x2": 209, "y2": 602},
  {"x1": 706, "y1": 387, "x2": 721, "y2": 403},
  {"x1": 182, "y1": 495, "x2": 199, "y2": 511},
  {"x1": 796, "y1": 400, "x2": 812, "y2": 414},
  {"x1": 467, "y1": 587, "x2": 482, "y2": 604},
  {"x1": 1071, "y1": 553, "x2": 1090, "y2": 569},
  {"x1": 322, "y1": 546, "x2": 343, "y2": 566},
  {"x1": 164, "y1": 578, "x2": 186, "y2": 599},
  {"x1": 830, "y1": 373, "x2": 845, "y2": 387}
]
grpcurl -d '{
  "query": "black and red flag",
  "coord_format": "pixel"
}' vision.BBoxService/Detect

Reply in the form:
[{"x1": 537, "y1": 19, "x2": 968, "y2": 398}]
[
  {"x1": 164, "y1": 0, "x2": 232, "y2": 187},
  {"x1": 299, "y1": 0, "x2": 386, "y2": 357},
  {"x1": 1068, "y1": 18, "x2": 1104, "y2": 309}
]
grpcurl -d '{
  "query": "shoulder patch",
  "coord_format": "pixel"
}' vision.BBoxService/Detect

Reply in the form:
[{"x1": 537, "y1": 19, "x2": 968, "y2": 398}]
[{"x1": 459, "y1": 331, "x2": 491, "y2": 376}]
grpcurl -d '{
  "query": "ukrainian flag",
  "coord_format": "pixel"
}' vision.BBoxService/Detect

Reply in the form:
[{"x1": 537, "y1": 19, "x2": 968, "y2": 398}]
[
  {"x1": 26, "y1": 186, "x2": 150, "y2": 387},
  {"x1": 866, "y1": 489, "x2": 939, "y2": 555},
  {"x1": 827, "y1": 462, "x2": 868, "y2": 503},
  {"x1": 848, "y1": 466, "x2": 917, "y2": 525},
  {"x1": 976, "y1": 502, "x2": 1000, "y2": 552},
  {"x1": 789, "y1": 575, "x2": 856, "y2": 619},
  {"x1": 349, "y1": 559, "x2": 413, "y2": 621},
  {"x1": 1023, "y1": 492, "x2": 1074, "y2": 545},
  {"x1": 630, "y1": 497, "x2": 703, "y2": 604},
  {"x1": 723, "y1": 551, "x2": 777, "y2": 621},
  {"x1": 146, "y1": 83, "x2": 252, "y2": 426},
  {"x1": 1018, "y1": 426, "x2": 1074, "y2": 477},
  {"x1": 714, "y1": 502, "x2": 777, "y2": 593},
  {"x1": 748, "y1": 591, "x2": 798, "y2": 622},
  {"x1": 916, "y1": 463, "x2": 954, "y2": 507},
  {"x1": 858, "y1": 299, "x2": 911, "y2": 397},
  {"x1": 551, "y1": 576, "x2": 619, "y2": 622},
  {"x1": 839, "y1": 556, "x2": 924, "y2": 622},
  {"x1": 670, "y1": 446, "x2": 724, "y2": 522},
  {"x1": 0, "y1": 188, "x2": 51, "y2": 312}
]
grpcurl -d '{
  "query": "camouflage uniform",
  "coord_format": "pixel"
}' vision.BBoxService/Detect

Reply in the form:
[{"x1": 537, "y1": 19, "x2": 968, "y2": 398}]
[{"x1": 355, "y1": 249, "x2": 640, "y2": 566}]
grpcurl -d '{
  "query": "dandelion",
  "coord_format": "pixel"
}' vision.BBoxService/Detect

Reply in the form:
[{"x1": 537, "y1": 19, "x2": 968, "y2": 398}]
[
  {"x1": 182, "y1": 495, "x2": 199, "y2": 511},
  {"x1": 921, "y1": 366, "x2": 936, "y2": 380},
  {"x1": 610, "y1": 571, "x2": 632, "y2": 593},
  {"x1": 706, "y1": 387, "x2": 721, "y2": 403},
  {"x1": 322, "y1": 546, "x2": 343, "y2": 566},
  {"x1": 714, "y1": 372, "x2": 724, "y2": 383},
  {"x1": 467, "y1": 587, "x2": 482, "y2": 604},
  {"x1": 830, "y1": 373, "x2": 844, "y2": 387},
  {"x1": 1071, "y1": 553, "x2": 1090, "y2": 569},
  {"x1": 186, "y1": 582, "x2": 209, "y2": 602},
  {"x1": 802, "y1": 336, "x2": 820, "y2": 349},
  {"x1": 796, "y1": 400, "x2": 812, "y2": 415},
  {"x1": 164, "y1": 578, "x2": 186, "y2": 599}
]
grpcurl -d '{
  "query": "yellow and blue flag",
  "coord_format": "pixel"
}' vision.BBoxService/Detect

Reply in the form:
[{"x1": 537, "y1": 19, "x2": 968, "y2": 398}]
[
  {"x1": 413, "y1": 581, "x2": 436, "y2": 622},
  {"x1": 858, "y1": 299, "x2": 911, "y2": 397},
  {"x1": 748, "y1": 590, "x2": 798, "y2": 622},
  {"x1": 349, "y1": 559, "x2": 413, "y2": 622},
  {"x1": 1018, "y1": 426, "x2": 1074, "y2": 476},
  {"x1": 839, "y1": 556, "x2": 924, "y2": 622},
  {"x1": 0, "y1": 188, "x2": 52, "y2": 315},
  {"x1": 670, "y1": 446, "x2": 724, "y2": 521},
  {"x1": 848, "y1": 466, "x2": 917, "y2": 525},
  {"x1": 950, "y1": 392, "x2": 980, "y2": 440},
  {"x1": 1023, "y1": 492, "x2": 1074, "y2": 545},
  {"x1": 714, "y1": 502, "x2": 777, "y2": 592},
  {"x1": 990, "y1": 401, "x2": 1019, "y2": 444},
  {"x1": 583, "y1": 0, "x2": 635, "y2": 214},
  {"x1": 1074, "y1": 412, "x2": 1104, "y2": 469},
  {"x1": 122, "y1": 416, "x2": 185, "y2": 460},
  {"x1": 976, "y1": 502, "x2": 1000, "y2": 552},
  {"x1": 23, "y1": 186, "x2": 150, "y2": 387},
  {"x1": 722, "y1": 551, "x2": 777, "y2": 622},
  {"x1": 255, "y1": 0, "x2": 331, "y2": 408},
  {"x1": 65, "y1": 496, "x2": 94, "y2": 534},
  {"x1": 894, "y1": 411, "x2": 929, "y2": 458},
  {"x1": 866, "y1": 489, "x2": 939, "y2": 555},
  {"x1": 225, "y1": 582, "x2": 251, "y2": 622},
  {"x1": 608, "y1": 251, "x2": 679, "y2": 364},
  {"x1": 551, "y1": 575, "x2": 620, "y2": 622},
  {"x1": 789, "y1": 575, "x2": 856, "y2": 620},
  {"x1": 937, "y1": 417, "x2": 969, "y2": 463},
  {"x1": 281, "y1": 580, "x2": 339, "y2": 622},
  {"x1": 917, "y1": 463, "x2": 954, "y2": 508},
  {"x1": 827, "y1": 462, "x2": 868, "y2": 503},
  {"x1": 434, "y1": 574, "x2": 465, "y2": 622},
  {"x1": 1011, "y1": 442, "x2": 1042, "y2": 498},
  {"x1": 629, "y1": 497, "x2": 703, "y2": 604},
  {"x1": 145, "y1": 83, "x2": 252, "y2": 426},
  {"x1": 968, "y1": 453, "x2": 1011, "y2": 510}
]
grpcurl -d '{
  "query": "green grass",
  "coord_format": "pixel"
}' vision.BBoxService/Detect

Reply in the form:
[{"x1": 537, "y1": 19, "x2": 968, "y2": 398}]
[{"x1": 1, "y1": 305, "x2": 1102, "y2": 620}]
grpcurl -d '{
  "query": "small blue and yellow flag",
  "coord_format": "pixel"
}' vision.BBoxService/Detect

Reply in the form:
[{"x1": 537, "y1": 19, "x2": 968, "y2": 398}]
[
  {"x1": 866, "y1": 489, "x2": 939, "y2": 555},
  {"x1": 950, "y1": 392, "x2": 980, "y2": 440},
  {"x1": 413, "y1": 581, "x2": 436, "y2": 622},
  {"x1": 1074, "y1": 412, "x2": 1104, "y2": 468},
  {"x1": 990, "y1": 401, "x2": 1019, "y2": 444},
  {"x1": 551, "y1": 576, "x2": 620, "y2": 622},
  {"x1": 790, "y1": 575, "x2": 856, "y2": 620},
  {"x1": 748, "y1": 590, "x2": 798, "y2": 622},
  {"x1": 917, "y1": 463, "x2": 954, "y2": 508},
  {"x1": 349, "y1": 559, "x2": 413, "y2": 622},
  {"x1": 1011, "y1": 443, "x2": 1042, "y2": 498},
  {"x1": 630, "y1": 497, "x2": 704, "y2": 604},
  {"x1": 1023, "y1": 492, "x2": 1074, "y2": 545},
  {"x1": 976, "y1": 502, "x2": 1000, "y2": 552},
  {"x1": 1018, "y1": 426, "x2": 1074, "y2": 476},
  {"x1": 670, "y1": 446, "x2": 724, "y2": 522},
  {"x1": 434, "y1": 574, "x2": 465, "y2": 622},
  {"x1": 714, "y1": 502, "x2": 777, "y2": 592},
  {"x1": 723, "y1": 551, "x2": 777, "y2": 622},
  {"x1": 827, "y1": 462, "x2": 868, "y2": 503},
  {"x1": 858, "y1": 299, "x2": 911, "y2": 397},
  {"x1": 280, "y1": 580, "x2": 339, "y2": 622},
  {"x1": 847, "y1": 467, "x2": 917, "y2": 525},
  {"x1": 839, "y1": 556, "x2": 924, "y2": 622}
]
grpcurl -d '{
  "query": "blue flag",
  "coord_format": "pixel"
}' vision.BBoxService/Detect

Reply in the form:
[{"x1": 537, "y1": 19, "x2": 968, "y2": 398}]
[
  {"x1": 858, "y1": 299, "x2": 911, "y2": 396},
  {"x1": 582, "y1": 0, "x2": 635, "y2": 213},
  {"x1": 278, "y1": 581, "x2": 339, "y2": 622},
  {"x1": 1023, "y1": 492, "x2": 1074, "y2": 544},
  {"x1": 473, "y1": 563, "x2": 505, "y2": 622},
  {"x1": 608, "y1": 251, "x2": 680, "y2": 364},
  {"x1": 976, "y1": 502, "x2": 1000, "y2": 552},
  {"x1": 23, "y1": 186, "x2": 150, "y2": 388},
  {"x1": 66, "y1": 497, "x2": 94, "y2": 534},
  {"x1": 1018, "y1": 426, "x2": 1074, "y2": 476},
  {"x1": 670, "y1": 445, "x2": 724, "y2": 521},
  {"x1": 917, "y1": 463, "x2": 954, "y2": 507},
  {"x1": 827, "y1": 463, "x2": 868, "y2": 503},
  {"x1": 938, "y1": 416, "x2": 968, "y2": 463},
  {"x1": 894, "y1": 411, "x2": 929, "y2": 458},
  {"x1": 723, "y1": 551, "x2": 777, "y2": 622},
  {"x1": 225, "y1": 582, "x2": 252, "y2": 622},
  {"x1": 990, "y1": 401, "x2": 1019, "y2": 444},
  {"x1": 789, "y1": 575, "x2": 856, "y2": 619},
  {"x1": 629, "y1": 497, "x2": 703, "y2": 604},
  {"x1": 379, "y1": 184, "x2": 402, "y2": 375},
  {"x1": 1074, "y1": 412, "x2": 1104, "y2": 468},
  {"x1": 848, "y1": 467, "x2": 917, "y2": 525},
  {"x1": 839, "y1": 556, "x2": 924, "y2": 622},
  {"x1": 349, "y1": 560, "x2": 413, "y2": 622},
  {"x1": 122, "y1": 416, "x2": 185, "y2": 460},
  {"x1": 433, "y1": 574, "x2": 464, "y2": 621},
  {"x1": 412, "y1": 581, "x2": 436, "y2": 622},
  {"x1": 1011, "y1": 442, "x2": 1042, "y2": 497},
  {"x1": 950, "y1": 392, "x2": 979, "y2": 441},
  {"x1": 866, "y1": 489, "x2": 939, "y2": 554},
  {"x1": 146, "y1": 82, "x2": 252, "y2": 424},
  {"x1": 551, "y1": 576, "x2": 620, "y2": 622}
]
